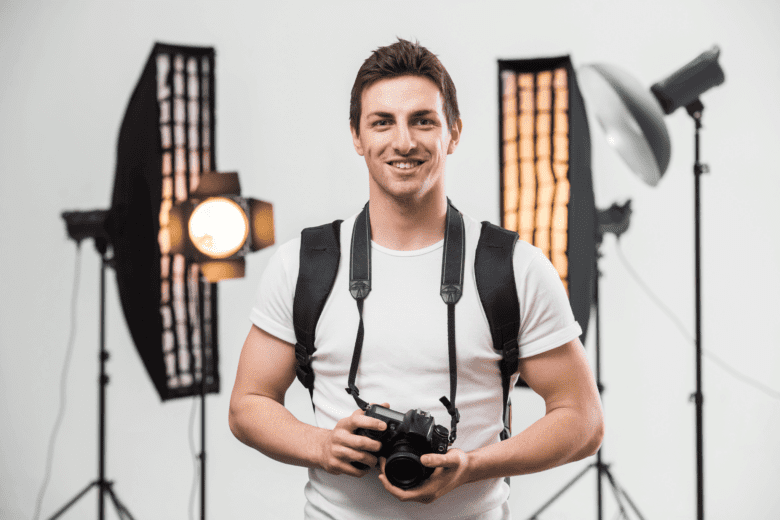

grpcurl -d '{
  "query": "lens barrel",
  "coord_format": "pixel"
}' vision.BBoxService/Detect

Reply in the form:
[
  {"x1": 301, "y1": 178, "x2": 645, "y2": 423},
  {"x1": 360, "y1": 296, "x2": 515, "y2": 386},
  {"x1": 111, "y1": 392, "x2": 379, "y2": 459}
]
[{"x1": 385, "y1": 441, "x2": 432, "y2": 490}]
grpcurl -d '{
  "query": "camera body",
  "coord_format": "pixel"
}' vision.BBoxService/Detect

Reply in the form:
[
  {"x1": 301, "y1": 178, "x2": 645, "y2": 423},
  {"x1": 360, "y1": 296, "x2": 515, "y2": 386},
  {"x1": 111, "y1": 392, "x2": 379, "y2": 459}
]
[{"x1": 354, "y1": 404, "x2": 450, "y2": 490}]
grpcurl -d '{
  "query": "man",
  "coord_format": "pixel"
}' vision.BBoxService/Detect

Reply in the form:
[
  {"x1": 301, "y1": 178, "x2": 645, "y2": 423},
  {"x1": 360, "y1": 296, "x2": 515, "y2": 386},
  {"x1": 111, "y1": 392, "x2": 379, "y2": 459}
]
[{"x1": 229, "y1": 39, "x2": 603, "y2": 519}]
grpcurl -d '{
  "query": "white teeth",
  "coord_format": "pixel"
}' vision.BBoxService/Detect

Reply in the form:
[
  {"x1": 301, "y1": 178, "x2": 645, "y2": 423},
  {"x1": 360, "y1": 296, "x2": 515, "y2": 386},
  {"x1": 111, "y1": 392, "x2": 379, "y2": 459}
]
[{"x1": 390, "y1": 161, "x2": 420, "y2": 169}]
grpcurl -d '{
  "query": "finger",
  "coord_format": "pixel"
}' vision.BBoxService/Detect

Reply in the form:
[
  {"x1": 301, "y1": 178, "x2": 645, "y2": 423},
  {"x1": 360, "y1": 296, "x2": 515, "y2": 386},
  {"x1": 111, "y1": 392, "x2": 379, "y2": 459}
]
[
  {"x1": 366, "y1": 453, "x2": 379, "y2": 468},
  {"x1": 377, "y1": 471, "x2": 438, "y2": 503},
  {"x1": 339, "y1": 445, "x2": 377, "y2": 467},
  {"x1": 346, "y1": 448, "x2": 378, "y2": 469},
  {"x1": 354, "y1": 436, "x2": 382, "y2": 453},
  {"x1": 351, "y1": 416, "x2": 388, "y2": 435},
  {"x1": 377, "y1": 470, "x2": 406, "y2": 498},
  {"x1": 424, "y1": 448, "x2": 469, "y2": 468},
  {"x1": 421, "y1": 453, "x2": 458, "y2": 468},
  {"x1": 351, "y1": 406, "x2": 389, "y2": 429},
  {"x1": 340, "y1": 461, "x2": 370, "y2": 478},
  {"x1": 336, "y1": 449, "x2": 377, "y2": 478},
  {"x1": 348, "y1": 455, "x2": 381, "y2": 475}
]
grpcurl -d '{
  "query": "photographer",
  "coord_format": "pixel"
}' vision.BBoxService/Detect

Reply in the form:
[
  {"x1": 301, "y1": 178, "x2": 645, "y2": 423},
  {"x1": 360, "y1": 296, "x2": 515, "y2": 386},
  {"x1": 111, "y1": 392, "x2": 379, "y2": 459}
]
[{"x1": 229, "y1": 39, "x2": 603, "y2": 519}]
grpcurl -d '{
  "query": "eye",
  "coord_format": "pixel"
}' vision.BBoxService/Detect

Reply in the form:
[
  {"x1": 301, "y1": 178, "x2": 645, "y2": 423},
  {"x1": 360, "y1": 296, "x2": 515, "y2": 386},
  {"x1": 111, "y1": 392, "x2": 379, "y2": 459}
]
[
  {"x1": 415, "y1": 118, "x2": 435, "y2": 126},
  {"x1": 372, "y1": 119, "x2": 391, "y2": 127}
]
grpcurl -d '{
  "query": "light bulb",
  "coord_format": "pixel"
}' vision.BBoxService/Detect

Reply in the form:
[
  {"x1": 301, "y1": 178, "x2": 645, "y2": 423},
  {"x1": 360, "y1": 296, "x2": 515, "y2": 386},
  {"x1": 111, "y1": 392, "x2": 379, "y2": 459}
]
[{"x1": 188, "y1": 197, "x2": 248, "y2": 259}]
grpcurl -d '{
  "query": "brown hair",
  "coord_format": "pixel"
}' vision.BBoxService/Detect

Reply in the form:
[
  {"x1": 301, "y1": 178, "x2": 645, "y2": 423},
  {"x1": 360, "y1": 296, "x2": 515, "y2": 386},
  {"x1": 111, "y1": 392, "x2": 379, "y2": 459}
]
[{"x1": 349, "y1": 38, "x2": 460, "y2": 136}]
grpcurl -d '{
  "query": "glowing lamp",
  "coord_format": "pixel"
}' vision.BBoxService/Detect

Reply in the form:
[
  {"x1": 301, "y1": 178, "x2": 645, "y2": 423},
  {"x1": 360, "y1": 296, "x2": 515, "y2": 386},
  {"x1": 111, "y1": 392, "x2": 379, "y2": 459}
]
[
  {"x1": 167, "y1": 171, "x2": 274, "y2": 282},
  {"x1": 189, "y1": 198, "x2": 249, "y2": 258},
  {"x1": 498, "y1": 56, "x2": 596, "y2": 347}
]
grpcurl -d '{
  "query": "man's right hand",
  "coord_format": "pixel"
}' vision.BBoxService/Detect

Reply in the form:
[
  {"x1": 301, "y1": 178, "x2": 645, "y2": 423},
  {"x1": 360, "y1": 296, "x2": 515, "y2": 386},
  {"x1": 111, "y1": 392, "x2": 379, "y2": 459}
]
[{"x1": 318, "y1": 403, "x2": 390, "y2": 477}]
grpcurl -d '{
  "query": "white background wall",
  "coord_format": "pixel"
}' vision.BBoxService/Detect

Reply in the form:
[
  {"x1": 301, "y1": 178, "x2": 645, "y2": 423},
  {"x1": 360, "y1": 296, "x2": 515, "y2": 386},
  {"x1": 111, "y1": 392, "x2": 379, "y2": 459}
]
[{"x1": 2, "y1": 1, "x2": 779, "y2": 518}]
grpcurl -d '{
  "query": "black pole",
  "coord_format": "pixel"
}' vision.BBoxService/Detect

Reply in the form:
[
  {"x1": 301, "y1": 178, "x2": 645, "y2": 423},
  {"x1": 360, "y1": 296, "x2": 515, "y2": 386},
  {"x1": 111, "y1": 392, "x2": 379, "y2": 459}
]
[
  {"x1": 201, "y1": 375, "x2": 206, "y2": 520},
  {"x1": 48, "y1": 230, "x2": 136, "y2": 520},
  {"x1": 97, "y1": 240, "x2": 109, "y2": 520},
  {"x1": 687, "y1": 99, "x2": 706, "y2": 520}
]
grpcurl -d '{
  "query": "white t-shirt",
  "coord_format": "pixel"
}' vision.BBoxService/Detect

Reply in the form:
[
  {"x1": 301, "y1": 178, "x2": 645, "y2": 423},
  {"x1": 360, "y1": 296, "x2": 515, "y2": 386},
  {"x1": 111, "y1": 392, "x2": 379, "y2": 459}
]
[{"x1": 250, "y1": 210, "x2": 582, "y2": 520}]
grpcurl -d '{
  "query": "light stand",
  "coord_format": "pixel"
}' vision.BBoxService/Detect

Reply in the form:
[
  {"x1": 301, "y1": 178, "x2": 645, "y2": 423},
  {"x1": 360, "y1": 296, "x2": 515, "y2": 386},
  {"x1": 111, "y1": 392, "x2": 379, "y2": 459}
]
[
  {"x1": 199, "y1": 343, "x2": 208, "y2": 520},
  {"x1": 579, "y1": 46, "x2": 723, "y2": 520},
  {"x1": 526, "y1": 202, "x2": 644, "y2": 520},
  {"x1": 48, "y1": 225, "x2": 135, "y2": 520},
  {"x1": 687, "y1": 98, "x2": 707, "y2": 520}
]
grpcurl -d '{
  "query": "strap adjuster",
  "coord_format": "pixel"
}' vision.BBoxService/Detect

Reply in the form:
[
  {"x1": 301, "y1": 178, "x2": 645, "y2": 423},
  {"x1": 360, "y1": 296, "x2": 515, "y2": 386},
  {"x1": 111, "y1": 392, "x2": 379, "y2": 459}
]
[
  {"x1": 294, "y1": 342, "x2": 312, "y2": 366},
  {"x1": 503, "y1": 340, "x2": 519, "y2": 360},
  {"x1": 294, "y1": 342, "x2": 315, "y2": 389}
]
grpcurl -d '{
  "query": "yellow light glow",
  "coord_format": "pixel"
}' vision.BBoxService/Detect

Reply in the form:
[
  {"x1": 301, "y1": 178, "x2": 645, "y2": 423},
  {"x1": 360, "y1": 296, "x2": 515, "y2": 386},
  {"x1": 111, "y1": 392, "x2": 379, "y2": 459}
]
[
  {"x1": 502, "y1": 65, "x2": 571, "y2": 292},
  {"x1": 188, "y1": 197, "x2": 249, "y2": 259}
]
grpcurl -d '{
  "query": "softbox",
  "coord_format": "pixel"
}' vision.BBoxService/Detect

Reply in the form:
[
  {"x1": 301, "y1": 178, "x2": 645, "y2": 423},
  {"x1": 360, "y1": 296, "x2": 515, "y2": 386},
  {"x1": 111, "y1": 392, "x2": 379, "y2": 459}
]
[
  {"x1": 111, "y1": 43, "x2": 220, "y2": 400},
  {"x1": 498, "y1": 56, "x2": 596, "y2": 352}
]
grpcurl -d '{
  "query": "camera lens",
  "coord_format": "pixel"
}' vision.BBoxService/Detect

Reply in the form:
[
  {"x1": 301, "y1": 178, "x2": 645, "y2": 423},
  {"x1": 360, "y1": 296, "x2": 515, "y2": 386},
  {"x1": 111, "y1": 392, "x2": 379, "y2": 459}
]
[
  {"x1": 385, "y1": 442, "x2": 427, "y2": 490},
  {"x1": 386, "y1": 453, "x2": 425, "y2": 489}
]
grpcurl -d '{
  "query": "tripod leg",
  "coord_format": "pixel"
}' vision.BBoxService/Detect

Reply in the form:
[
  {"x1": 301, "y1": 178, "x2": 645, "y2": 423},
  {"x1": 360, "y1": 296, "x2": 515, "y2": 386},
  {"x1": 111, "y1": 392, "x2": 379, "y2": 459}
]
[
  {"x1": 104, "y1": 483, "x2": 137, "y2": 520},
  {"x1": 602, "y1": 470, "x2": 630, "y2": 519},
  {"x1": 47, "y1": 481, "x2": 98, "y2": 520},
  {"x1": 602, "y1": 467, "x2": 646, "y2": 520},
  {"x1": 525, "y1": 463, "x2": 595, "y2": 520},
  {"x1": 610, "y1": 476, "x2": 645, "y2": 520}
]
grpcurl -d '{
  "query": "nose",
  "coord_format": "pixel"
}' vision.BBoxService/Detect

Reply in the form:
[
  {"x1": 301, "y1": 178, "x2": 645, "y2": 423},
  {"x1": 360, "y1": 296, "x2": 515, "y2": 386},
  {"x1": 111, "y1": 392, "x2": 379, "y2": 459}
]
[{"x1": 391, "y1": 122, "x2": 416, "y2": 155}]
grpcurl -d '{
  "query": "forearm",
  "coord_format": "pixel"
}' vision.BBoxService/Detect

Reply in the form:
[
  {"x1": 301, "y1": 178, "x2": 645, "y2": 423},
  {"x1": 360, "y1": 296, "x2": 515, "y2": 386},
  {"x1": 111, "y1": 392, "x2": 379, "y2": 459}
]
[
  {"x1": 465, "y1": 406, "x2": 603, "y2": 483},
  {"x1": 229, "y1": 394, "x2": 328, "y2": 469}
]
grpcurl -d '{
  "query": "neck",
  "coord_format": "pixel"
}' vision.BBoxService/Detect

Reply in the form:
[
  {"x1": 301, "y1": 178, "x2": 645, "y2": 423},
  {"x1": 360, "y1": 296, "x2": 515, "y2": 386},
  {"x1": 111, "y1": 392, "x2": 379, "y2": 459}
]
[{"x1": 368, "y1": 189, "x2": 448, "y2": 251}]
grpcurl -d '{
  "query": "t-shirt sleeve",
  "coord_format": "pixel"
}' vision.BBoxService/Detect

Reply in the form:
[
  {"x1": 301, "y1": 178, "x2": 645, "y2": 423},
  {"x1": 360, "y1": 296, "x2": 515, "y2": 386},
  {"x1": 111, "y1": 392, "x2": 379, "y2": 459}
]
[
  {"x1": 248, "y1": 238, "x2": 300, "y2": 346},
  {"x1": 515, "y1": 244, "x2": 583, "y2": 358}
]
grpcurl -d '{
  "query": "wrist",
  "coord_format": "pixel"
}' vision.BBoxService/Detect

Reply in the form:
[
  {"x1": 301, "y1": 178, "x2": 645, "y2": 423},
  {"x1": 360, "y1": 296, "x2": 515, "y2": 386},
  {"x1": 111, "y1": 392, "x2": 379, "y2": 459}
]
[
  {"x1": 310, "y1": 427, "x2": 329, "y2": 470},
  {"x1": 462, "y1": 449, "x2": 479, "y2": 485},
  {"x1": 461, "y1": 445, "x2": 499, "y2": 484}
]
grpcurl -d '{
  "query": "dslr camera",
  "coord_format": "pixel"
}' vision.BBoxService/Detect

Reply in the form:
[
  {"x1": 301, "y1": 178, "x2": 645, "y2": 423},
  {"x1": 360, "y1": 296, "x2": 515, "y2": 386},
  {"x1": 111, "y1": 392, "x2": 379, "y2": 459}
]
[{"x1": 352, "y1": 404, "x2": 450, "y2": 490}]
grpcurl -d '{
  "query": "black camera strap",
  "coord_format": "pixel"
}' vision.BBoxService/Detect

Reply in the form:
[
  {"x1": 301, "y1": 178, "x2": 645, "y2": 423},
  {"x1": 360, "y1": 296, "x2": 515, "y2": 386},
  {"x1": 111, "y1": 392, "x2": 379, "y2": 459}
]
[{"x1": 345, "y1": 199, "x2": 463, "y2": 444}]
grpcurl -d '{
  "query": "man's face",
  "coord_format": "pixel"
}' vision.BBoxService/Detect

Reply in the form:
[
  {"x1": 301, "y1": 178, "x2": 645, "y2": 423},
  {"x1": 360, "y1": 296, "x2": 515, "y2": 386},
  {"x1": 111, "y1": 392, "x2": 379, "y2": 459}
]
[{"x1": 351, "y1": 75, "x2": 462, "y2": 205}]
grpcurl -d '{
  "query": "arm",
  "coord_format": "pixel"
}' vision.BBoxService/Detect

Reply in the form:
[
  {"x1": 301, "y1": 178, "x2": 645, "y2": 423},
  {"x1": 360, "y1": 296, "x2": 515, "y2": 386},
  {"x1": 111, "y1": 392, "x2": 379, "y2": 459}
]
[
  {"x1": 228, "y1": 324, "x2": 322, "y2": 467},
  {"x1": 466, "y1": 337, "x2": 604, "y2": 480},
  {"x1": 378, "y1": 337, "x2": 604, "y2": 502},
  {"x1": 229, "y1": 324, "x2": 388, "y2": 475}
]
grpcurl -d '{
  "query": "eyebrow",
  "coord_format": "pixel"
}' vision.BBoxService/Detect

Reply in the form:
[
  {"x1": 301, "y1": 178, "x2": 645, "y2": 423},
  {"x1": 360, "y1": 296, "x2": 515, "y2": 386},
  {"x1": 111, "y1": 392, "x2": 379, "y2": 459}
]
[{"x1": 366, "y1": 110, "x2": 439, "y2": 119}]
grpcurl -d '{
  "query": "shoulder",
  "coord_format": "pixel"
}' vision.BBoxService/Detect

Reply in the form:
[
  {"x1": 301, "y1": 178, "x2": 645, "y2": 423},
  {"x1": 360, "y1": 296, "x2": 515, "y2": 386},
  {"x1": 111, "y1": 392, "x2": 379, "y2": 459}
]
[
  {"x1": 461, "y1": 213, "x2": 542, "y2": 274},
  {"x1": 268, "y1": 234, "x2": 301, "y2": 273},
  {"x1": 513, "y1": 240, "x2": 549, "y2": 276}
]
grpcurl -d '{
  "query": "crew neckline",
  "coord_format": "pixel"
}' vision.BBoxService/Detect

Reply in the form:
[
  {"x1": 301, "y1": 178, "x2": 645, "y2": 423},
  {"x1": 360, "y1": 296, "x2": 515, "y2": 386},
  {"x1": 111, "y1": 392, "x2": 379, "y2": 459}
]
[{"x1": 370, "y1": 239, "x2": 444, "y2": 257}]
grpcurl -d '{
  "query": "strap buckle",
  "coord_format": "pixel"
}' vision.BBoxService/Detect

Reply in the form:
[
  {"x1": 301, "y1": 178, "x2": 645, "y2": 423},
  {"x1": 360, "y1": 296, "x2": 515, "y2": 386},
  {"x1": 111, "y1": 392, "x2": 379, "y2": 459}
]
[
  {"x1": 294, "y1": 342, "x2": 315, "y2": 389},
  {"x1": 345, "y1": 384, "x2": 369, "y2": 410},
  {"x1": 294, "y1": 342, "x2": 311, "y2": 366}
]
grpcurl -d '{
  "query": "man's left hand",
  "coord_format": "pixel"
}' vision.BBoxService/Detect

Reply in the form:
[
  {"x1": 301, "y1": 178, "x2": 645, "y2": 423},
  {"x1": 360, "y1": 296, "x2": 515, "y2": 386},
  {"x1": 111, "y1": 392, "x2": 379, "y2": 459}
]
[{"x1": 378, "y1": 448, "x2": 471, "y2": 504}]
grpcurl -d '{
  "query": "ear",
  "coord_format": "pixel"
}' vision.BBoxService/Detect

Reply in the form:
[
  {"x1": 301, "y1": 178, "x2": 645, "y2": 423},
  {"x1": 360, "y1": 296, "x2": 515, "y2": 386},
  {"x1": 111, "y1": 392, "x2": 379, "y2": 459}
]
[
  {"x1": 351, "y1": 123, "x2": 365, "y2": 156},
  {"x1": 447, "y1": 118, "x2": 463, "y2": 155}
]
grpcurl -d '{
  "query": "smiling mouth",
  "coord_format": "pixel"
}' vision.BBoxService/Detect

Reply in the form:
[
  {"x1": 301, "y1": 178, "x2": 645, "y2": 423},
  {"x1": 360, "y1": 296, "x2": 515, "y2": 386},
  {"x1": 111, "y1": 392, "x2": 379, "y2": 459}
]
[{"x1": 387, "y1": 160, "x2": 423, "y2": 170}]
